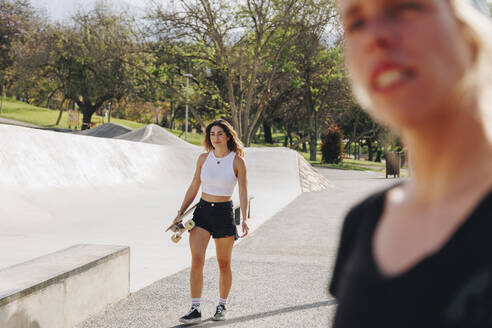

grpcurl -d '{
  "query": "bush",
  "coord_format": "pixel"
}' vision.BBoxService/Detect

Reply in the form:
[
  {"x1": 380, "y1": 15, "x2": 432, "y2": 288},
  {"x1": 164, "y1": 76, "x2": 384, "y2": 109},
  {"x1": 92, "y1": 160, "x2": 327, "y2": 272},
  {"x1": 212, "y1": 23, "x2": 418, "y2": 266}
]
[{"x1": 321, "y1": 124, "x2": 344, "y2": 164}]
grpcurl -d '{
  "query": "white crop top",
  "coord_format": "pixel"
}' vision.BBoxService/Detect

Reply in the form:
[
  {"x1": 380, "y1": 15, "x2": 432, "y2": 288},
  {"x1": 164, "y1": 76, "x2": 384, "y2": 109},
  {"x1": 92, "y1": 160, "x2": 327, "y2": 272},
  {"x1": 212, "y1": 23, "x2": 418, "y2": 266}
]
[{"x1": 200, "y1": 151, "x2": 237, "y2": 196}]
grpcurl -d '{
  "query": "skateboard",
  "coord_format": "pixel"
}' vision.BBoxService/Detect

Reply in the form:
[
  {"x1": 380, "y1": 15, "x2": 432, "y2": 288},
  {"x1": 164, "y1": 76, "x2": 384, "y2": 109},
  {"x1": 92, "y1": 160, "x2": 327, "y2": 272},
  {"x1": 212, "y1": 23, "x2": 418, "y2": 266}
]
[{"x1": 165, "y1": 203, "x2": 198, "y2": 243}]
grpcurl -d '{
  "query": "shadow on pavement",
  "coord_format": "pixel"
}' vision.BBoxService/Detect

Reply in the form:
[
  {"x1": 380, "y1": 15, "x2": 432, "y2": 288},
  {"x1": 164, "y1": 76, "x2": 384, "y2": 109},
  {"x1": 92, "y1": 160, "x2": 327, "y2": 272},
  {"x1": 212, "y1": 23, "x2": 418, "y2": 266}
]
[{"x1": 168, "y1": 299, "x2": 337, "y2": 327}]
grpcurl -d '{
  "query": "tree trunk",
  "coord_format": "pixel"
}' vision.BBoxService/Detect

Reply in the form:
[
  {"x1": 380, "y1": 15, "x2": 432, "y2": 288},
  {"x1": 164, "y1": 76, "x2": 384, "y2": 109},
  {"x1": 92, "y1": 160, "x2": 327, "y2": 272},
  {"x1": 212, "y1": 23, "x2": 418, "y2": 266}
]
[
  {"x1": 352, "y1": 120, "x2": 357, "y2": 159},
  {"x1": 249, "y1": 118, "x2": 263, "y2": 145},
  {"x1": 263, "y1": 122, "x2": 273, "y2": 144},
  {"x1": 108, "y1": 102, "x2": 112, "y2": 123},
  {"x1": 0, "y1": 82, "x2": 5, "y2": 115},
  {"x1": 368, "y1": 139, "x2": 373, "y2": 161},
  {"x1": 245, "y1": 87, "x2": 270, "y2": 147},
  {"x1": 46, "y1": 90, "x2": 57, "y2": 110},
  {"x1": 187, "y1": 104, "x2": 206, "y2": 131},
  {"x1": 242, "y1": 50, "x2": 260, "y2": 145},
  {"x1": 81, "y1": 107, "x2": 95, "y2": 130},
  {"x1": 224, "y1": 55, "x2": 240, "y2": 134},
  {"x1": 170, "y1": 100, "x2": 176, "y2": 130},
  {"x1": 291, "y1": 135, "x2": 309, "y2": 151},
  {"x1": 55, "y1": 98, "x2": 67, "y2": 125},
  {"x1": 357, "y1": 140, "x2": 361, "y2": 160},
  {"x1": 376, "y1": 147, "x2": 382, "y2": 162},
  {"x1": 302, "y1": 67, "x2": 317, "y2": 161},
  {"x1": 309, "y1": 132, "x2": 317, "y2": 161}
]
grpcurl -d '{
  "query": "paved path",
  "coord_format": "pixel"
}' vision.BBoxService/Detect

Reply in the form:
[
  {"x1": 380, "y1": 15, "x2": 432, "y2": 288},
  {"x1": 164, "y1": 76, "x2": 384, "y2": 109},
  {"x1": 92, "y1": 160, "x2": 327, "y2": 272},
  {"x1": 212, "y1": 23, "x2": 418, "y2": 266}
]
[{"x1": 77, "y1": 169, "x2": 401, "y2": 328}]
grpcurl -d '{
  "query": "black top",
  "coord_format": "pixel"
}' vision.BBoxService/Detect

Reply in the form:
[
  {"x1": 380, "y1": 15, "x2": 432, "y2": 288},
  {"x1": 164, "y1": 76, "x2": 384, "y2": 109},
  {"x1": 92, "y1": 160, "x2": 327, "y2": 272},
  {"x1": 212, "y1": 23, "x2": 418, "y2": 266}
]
[{"x1": 329, "y1": 186, "x2": 492, "y2": 328}]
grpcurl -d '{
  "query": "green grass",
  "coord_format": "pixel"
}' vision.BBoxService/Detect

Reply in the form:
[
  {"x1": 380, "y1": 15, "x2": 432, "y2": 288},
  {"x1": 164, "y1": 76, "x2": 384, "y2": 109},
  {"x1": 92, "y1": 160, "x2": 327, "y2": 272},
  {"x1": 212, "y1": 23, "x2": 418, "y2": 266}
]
[
  {"x1": 0, "y1": 98, "x2": 145, "y2": 130},
  {"x1": 254, "y1": 132, "x2": 288, "y2": 146},
  {"x1": 312, "y1": 159, "x2": 409, "y2": 177},
  {"x1": 167, "y1": 128, "x2": 204, "y2": 147},
  {"x1": 249, "y1": 142, "x2": 284, "y2": 148},
  {"x1": 298, "y1": 150, "x2": 395, "y2": 173},
  {"x1": 313, "y1": 163, "x2": 375, "y2": 171},
  {"x1": 299, "y1": 151, "x2": 322, "y2": 163},
  {"x1": 106, "y1": 118, "x2": 146, "y2": 130},
  {"x1": 343, "y1": 158, "x2": 385, "y2": 168}
]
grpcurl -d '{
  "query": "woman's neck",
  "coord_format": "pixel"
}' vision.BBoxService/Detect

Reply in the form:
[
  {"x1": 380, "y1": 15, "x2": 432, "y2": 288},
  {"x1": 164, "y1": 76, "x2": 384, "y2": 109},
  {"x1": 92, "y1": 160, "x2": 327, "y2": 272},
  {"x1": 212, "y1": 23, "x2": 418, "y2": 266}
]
[
  {"x1": 213, "y1": 147, "x2": 230, "y2": 158},
  {"x1": 403, "y1": 108, "x2": 492, "y2": 203}
]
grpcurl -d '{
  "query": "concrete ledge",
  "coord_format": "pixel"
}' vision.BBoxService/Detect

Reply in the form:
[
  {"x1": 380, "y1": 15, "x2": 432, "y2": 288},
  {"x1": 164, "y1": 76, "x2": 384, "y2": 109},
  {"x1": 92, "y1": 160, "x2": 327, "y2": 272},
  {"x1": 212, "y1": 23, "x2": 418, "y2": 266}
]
[{"x1": 0, "y1": 244, "x2": 130, "y2": 328}]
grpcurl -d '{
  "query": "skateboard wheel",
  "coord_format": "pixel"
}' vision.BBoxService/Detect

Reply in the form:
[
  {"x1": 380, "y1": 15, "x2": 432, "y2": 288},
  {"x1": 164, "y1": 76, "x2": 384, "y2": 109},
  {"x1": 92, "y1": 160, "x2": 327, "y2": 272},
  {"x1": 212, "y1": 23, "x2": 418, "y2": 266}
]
[
  {"x1": 171, "y1": 233, "x2": 182, "y2": 243},
  {"x1": 184, "y1": 220, "x2": 195, "y2": 230}
]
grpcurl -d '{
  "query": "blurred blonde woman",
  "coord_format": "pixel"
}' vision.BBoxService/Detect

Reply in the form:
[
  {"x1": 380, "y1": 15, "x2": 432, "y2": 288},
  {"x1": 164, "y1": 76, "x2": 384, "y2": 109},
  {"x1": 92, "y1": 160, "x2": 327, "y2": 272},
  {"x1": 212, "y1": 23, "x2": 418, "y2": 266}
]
[
  {"x1": 176, "y1": 119, "x2": 249, "y2": 324},
  {"x1": 330, "y1": 0, "x2": 492, "y2": 327}
]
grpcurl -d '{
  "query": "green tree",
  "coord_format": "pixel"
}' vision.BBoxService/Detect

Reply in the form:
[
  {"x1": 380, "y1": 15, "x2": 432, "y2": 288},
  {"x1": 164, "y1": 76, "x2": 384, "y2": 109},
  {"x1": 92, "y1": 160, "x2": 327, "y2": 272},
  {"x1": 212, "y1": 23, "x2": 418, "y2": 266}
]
[
  {"x1": 146, "y1": 41, "x2": 215, "y2": 129},
  {"x1": 286, "y1": 0, "x2": 344, "y2": 160},
  {"x1": 0, "y1": 0, "x2": 37, "y2": 113},
  {"x1": 148, "y1": 0, "x2": 312, "y2": 145},
  {"x1": 27, "y1": 4, "x2": 148, "y2": 129}
]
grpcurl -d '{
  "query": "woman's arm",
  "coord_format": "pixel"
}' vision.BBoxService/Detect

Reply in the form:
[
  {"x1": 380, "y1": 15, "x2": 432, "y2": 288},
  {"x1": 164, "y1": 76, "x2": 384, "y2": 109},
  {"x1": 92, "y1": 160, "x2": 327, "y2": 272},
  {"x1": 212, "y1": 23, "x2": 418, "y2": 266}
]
[
  {"x1": 236, "y1": 156, "x2": 249, "y2": 236},
  {"x1": 177, "y1": 153, "x2": 206, "y2": 216}
]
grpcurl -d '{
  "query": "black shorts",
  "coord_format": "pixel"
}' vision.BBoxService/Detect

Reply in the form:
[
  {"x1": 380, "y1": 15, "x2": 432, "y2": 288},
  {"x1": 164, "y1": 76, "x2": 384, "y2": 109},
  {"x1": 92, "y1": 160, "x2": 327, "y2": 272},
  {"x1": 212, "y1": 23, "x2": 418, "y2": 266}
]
[{"x1": 192, "y1": 199, "x2": 238, "y2": 239}]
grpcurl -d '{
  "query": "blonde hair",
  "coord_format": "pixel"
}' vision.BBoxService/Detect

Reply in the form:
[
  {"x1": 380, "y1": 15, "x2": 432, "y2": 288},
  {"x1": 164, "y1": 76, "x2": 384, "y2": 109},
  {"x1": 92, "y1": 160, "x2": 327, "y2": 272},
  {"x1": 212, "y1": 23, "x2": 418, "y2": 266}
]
[
  {"x1": 203, "y1": 119, "x2": 245, "y2": 158},
  {"x1": 450, "y1": 0, "x2": 492, "y2": 139}
]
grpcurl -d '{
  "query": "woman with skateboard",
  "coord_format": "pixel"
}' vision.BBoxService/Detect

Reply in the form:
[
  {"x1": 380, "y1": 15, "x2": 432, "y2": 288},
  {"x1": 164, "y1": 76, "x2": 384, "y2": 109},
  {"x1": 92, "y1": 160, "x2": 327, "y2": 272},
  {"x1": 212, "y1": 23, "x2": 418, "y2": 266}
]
[
  {"x1": 176, "y1": 119, "x2": 249, "y2": 324},
  {"x1": 330, "y1": 0, "x2": 492, "y2": 327}
]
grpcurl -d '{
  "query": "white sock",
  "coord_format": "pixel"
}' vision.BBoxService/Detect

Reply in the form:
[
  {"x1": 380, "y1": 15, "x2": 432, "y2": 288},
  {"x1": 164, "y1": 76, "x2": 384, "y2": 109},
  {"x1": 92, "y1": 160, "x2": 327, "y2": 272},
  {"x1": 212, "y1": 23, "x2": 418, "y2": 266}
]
[
  {"x1": 219, "y1": 298, "x2": 227, "y2": 307},
  {"x1": 191, "y1": 298, "x2": 201, "y2": 312}
]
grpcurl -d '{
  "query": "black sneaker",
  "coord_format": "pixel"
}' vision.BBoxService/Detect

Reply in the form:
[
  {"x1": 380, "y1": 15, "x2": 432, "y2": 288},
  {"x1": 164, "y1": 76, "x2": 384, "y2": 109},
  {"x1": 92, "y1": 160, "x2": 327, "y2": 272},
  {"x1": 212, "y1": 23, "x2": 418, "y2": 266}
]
[
  {"x1": 179, "y1": 306, "x2": 201, "y2": 325},
  {"x1": 212, "y1": 304, "x2": 227, "y2": 321}
]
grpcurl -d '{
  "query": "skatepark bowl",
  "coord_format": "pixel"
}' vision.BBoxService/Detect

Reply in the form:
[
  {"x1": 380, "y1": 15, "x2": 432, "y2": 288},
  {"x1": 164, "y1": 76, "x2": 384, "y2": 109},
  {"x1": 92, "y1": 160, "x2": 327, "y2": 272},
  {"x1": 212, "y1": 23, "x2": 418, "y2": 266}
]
[{"x1": 0, "y1": 123, "x2": 331, "y2": 327}]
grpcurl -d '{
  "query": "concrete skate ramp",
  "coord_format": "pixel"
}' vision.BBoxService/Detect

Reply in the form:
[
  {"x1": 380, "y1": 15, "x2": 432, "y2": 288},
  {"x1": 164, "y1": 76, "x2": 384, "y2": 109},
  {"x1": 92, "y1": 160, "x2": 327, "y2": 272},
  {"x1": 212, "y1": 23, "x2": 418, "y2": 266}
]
[
  {"x1": 0, "y1": 124, "x2": 329, "y2": 291},
  {"x1": 73, "y1": 123, "x2": 132, "y2": 138},
  {"x1": 116, "y1": 124, "x2": 193, "y2": 147}
]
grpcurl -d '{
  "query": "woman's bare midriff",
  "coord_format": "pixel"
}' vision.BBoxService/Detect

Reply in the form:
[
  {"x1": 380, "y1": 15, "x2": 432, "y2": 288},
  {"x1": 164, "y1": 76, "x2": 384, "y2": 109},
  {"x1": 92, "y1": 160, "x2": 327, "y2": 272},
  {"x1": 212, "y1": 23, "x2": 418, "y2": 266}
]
[{"x1": 201, "y1": 192, "x2": 231, "y2": 203}]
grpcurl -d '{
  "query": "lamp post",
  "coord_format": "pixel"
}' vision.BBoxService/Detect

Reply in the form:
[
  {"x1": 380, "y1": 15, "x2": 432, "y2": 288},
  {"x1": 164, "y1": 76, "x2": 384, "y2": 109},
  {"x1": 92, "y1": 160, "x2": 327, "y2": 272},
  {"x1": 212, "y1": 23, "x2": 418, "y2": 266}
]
[{"x1": 184, "y1": 73, "x2": 192, "y2": 141}]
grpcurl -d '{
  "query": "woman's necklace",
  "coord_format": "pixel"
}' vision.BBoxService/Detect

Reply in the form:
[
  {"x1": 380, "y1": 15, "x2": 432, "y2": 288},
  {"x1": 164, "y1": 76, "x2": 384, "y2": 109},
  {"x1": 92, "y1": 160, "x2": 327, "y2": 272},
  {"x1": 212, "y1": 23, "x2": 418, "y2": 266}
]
[{"x1": 213, "y1": 151, "x2": 229, "y2": 165}]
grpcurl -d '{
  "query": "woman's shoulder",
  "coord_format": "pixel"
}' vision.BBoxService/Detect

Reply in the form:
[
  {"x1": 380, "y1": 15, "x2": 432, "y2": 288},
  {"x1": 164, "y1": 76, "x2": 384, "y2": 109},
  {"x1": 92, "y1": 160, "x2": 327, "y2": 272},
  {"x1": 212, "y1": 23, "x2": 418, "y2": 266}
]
[
  {"x1": 233, "y1": 153, "x2": 246, "y2": 165},
  {"x1": 352, "y1": 187, "x2": 388, "y2": 213},
  {"x1": 329, "y1": 187, "x2": 390, "y2": 297},
  {"x1": 342, "y1": 186, "x2": 393, "y2": 234},
  {"x1": 197, "y1": 152, "x2": 210, "y2": 163}
]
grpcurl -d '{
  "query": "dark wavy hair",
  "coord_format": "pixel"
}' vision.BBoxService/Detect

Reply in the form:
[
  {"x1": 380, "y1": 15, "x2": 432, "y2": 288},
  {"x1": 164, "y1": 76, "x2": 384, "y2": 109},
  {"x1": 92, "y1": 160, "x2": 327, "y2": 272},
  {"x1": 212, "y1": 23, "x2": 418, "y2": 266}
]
[{"x1": 203, "y1": 119, "x2": 245, "y2": 158}]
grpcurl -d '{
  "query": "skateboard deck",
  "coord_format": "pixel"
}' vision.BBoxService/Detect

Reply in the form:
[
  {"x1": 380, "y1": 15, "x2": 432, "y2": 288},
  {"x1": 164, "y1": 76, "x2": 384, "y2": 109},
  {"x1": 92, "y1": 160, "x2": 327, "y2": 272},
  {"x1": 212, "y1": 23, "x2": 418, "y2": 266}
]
[{"x1": 165, "y1": 203, "x2": 199, "y2": 243}]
